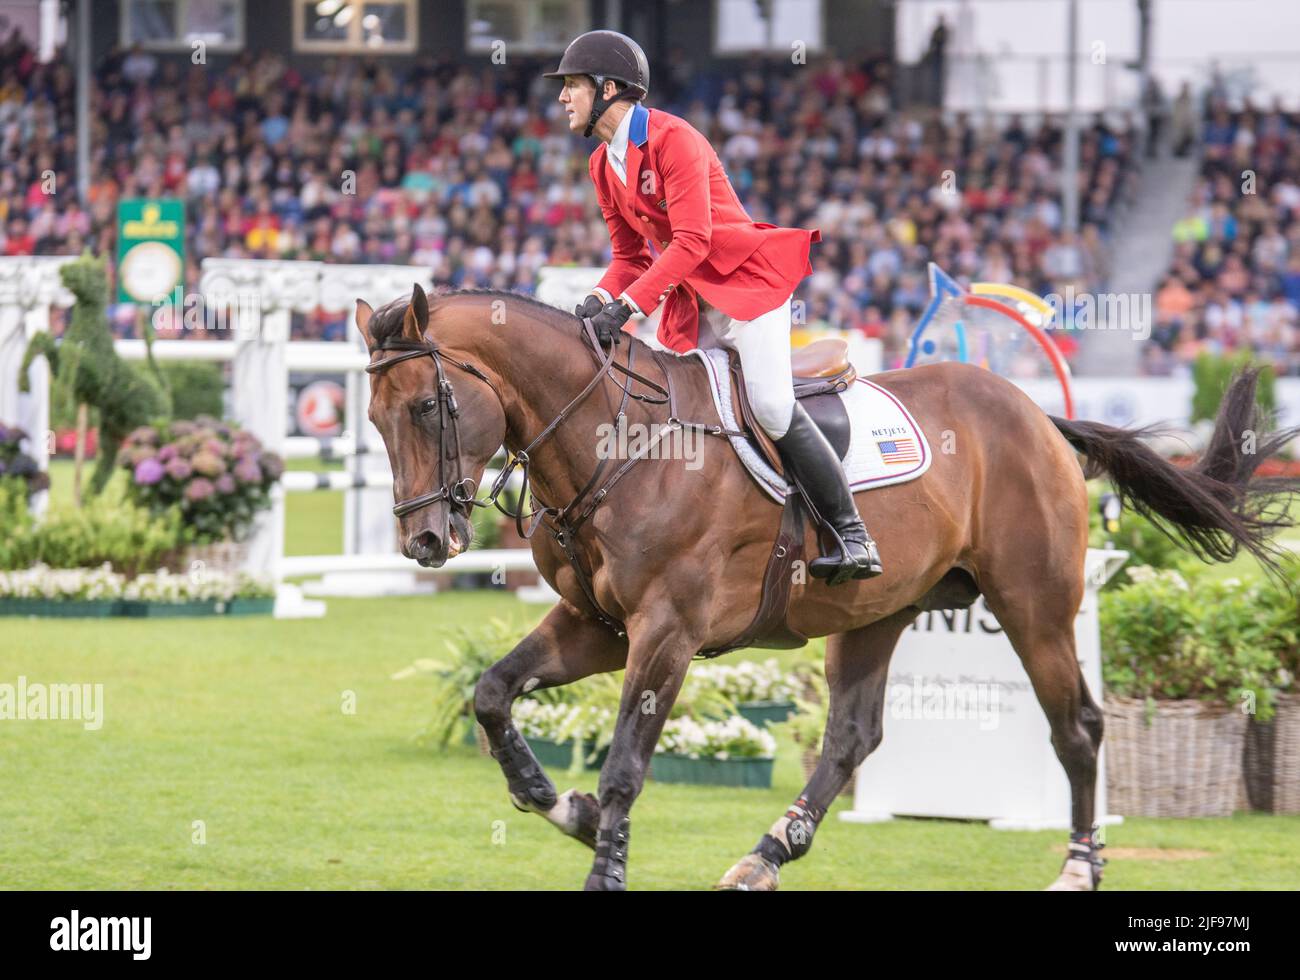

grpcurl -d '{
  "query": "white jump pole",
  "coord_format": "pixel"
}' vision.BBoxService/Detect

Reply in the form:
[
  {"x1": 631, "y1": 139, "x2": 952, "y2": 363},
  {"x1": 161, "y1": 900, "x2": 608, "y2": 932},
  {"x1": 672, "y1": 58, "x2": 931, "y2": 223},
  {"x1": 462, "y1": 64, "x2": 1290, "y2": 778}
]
[
  {"x1": 0, "y1": 256, "x2": 74, "y2": 516},
  {"x1": 199, "y1": 257, "x2": 321, "y2": 587}
]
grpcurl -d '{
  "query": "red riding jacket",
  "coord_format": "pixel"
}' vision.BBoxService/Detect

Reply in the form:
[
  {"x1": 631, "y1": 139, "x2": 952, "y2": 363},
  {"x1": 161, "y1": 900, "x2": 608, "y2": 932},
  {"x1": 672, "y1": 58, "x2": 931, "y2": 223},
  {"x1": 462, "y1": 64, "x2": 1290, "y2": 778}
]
[{"x1": 589, "y1": 104, "x2": 821, "y2": 353}]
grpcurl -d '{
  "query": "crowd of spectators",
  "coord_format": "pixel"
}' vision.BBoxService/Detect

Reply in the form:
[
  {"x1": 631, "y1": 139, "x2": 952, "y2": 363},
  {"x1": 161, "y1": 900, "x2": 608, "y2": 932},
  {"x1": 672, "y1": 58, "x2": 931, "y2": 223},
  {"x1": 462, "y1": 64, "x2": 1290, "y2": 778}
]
[
  {"x1": 2, "y1": 34, "x2": 1137, "y2": 368},
  {"x1": 1144, "y1": 95, "x2": 1300, "y2": 376}
]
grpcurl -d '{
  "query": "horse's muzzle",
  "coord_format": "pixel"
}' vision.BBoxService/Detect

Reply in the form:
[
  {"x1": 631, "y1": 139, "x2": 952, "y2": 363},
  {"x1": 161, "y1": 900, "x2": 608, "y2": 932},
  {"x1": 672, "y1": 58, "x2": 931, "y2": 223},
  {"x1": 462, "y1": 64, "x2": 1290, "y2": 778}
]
[
  {"x1": 404, "y1": 514, "x2": 472, "y2": 567},
  {"x1": 405, "y1": 529, "x2": 448, "y2": 567}
]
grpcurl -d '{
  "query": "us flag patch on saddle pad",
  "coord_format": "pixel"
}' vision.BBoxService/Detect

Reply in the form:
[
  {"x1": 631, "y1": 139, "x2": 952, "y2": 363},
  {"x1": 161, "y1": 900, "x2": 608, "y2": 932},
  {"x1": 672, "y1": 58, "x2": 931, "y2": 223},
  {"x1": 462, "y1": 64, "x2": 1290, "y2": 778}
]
[{"x1": 877, "y1": 437, "x2": 921, "y2": 465}]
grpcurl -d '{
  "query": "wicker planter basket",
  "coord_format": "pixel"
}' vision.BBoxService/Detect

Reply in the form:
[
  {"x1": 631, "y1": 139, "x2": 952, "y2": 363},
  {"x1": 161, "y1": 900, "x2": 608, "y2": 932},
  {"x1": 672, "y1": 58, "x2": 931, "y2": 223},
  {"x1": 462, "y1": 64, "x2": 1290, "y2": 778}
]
[
  {"x1": 1241, "y1": 693, "x2": 1300, "y2": 814},
  {"x1": 1104, "y1": 695, "x2": 1247, "y2": 818},
  {"x1": 180, "y1": 539, "x2": 250, "y2": 576}
]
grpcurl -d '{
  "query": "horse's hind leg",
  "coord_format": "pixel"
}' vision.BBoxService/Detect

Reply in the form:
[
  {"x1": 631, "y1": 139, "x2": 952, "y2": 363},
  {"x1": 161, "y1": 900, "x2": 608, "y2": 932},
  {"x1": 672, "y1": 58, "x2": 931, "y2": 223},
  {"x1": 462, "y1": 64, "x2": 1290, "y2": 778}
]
[
  {"x1": 474, "y1": 600, "x2": 628, "y2": 848},
  {"x1": 979, "y1": 560, "x2": 1106, "y2": 891},
  {"x1": 717, "y1": 608, "x2": 916, "y2": 891}
]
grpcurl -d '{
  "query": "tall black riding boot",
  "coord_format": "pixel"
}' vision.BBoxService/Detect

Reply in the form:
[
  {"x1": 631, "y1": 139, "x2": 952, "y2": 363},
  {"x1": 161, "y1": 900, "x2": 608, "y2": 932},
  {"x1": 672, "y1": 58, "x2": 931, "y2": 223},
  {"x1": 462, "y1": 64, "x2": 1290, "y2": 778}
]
[{"x1": 773, "y1": 402, "x2": 883, "y2": 585}]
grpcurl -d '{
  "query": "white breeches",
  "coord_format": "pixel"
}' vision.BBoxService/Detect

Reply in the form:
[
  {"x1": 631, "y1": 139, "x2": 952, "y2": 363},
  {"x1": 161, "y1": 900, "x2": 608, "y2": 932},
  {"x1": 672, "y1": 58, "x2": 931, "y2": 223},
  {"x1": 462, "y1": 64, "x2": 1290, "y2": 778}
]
[{"x1": 697, "y1": 296, "x2": 796, "y2": 439}]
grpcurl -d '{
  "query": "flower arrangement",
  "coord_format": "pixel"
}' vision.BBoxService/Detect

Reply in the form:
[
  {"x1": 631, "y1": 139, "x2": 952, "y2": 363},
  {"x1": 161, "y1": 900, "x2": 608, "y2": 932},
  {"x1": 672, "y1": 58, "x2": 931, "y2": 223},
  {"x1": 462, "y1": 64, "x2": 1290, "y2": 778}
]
[
  {"x1": 118, "y1": 416, "x2": 283, "y2": 544},
  {"x1": 0, "y1": 564, "x2": 274, "y2": 602},
  {"x1": 0, "y1": 422, "x2": 50, "y2": 499},
  {"x1": 512, "y1": 698, "x2": 614, "y2": 745},
  {"x1": 684, "y1": 658, "x2": 800, "y2": 705},
  {"x1": 655, "y1": 715, "x2": 776, "y2": 760},
  {"x1": 122, "y1": 568, "x2": 275, "y2": 602},
  {"x1": 0, "y1": 563, "x2": 123, "y2": 601}
]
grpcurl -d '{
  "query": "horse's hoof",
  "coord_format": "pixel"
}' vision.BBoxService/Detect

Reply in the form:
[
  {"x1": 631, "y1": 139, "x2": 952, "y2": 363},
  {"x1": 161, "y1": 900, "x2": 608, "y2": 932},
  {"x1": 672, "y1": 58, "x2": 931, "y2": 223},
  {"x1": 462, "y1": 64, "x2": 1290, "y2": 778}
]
[
  {"x1": 1045, "y1": 858, "x2": 1100, "y2": 891},
  {"x1": 715, "y1": 853, "x2": 780, "y2": 891},
  {"x1": 583, "y1": 871, "x2": 626, "y2": 891},
  {"x1": 543, "y1": 789, "x2": 601, "y2": 850}
]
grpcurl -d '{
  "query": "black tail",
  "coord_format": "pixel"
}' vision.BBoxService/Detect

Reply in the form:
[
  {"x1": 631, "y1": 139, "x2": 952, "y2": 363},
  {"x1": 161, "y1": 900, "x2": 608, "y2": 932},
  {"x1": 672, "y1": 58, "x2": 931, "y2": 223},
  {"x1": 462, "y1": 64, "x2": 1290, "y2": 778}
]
[{"x1": 1050, "y1": 367, "x2": 1300, "y2": 579}]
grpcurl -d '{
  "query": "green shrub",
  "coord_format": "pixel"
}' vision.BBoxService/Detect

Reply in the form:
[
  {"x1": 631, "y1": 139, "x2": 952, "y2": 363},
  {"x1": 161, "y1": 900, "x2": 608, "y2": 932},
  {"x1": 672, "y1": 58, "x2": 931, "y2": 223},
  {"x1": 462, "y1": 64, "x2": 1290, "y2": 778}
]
[
  {"x1": 1191, "y1": 351, "x2": 1275, "y2": 424},
  {"x1": 1100, "y1": 567, "x2": 1292, "y2": 720},
  {"x1": 159, "y1": 362, "x2": 225, "y2": 420},
  {"x1": 391, "y1": 617, "x2": 525, "y2": 750},
  {"x1": 0, "y1": 481, "x2": 186, "y2": 577}
]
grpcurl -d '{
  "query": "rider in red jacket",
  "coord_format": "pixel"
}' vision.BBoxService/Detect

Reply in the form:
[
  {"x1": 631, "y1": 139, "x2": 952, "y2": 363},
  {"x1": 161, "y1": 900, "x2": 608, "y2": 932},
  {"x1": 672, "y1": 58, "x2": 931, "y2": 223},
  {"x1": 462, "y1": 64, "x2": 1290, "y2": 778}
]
[{"x1": 546, "y1": 31, "x2": 882, "y2": 585}]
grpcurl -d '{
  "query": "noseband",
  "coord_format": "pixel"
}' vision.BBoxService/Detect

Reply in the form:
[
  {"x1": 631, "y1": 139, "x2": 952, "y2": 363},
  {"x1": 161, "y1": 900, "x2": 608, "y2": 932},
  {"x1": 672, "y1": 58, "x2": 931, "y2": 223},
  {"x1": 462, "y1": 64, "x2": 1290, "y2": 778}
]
[{"x1": 364, "y1": 339, "x2": 493, "y2": 519}]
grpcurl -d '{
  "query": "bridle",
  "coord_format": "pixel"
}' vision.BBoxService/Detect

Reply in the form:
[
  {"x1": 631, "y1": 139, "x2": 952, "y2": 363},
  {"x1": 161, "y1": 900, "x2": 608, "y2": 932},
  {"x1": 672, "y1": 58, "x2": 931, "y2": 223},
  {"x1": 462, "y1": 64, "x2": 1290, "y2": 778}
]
[
  {"x1": 366, "y1": 318, "x2": 744, "y2": 620},
  {"x1": 365, "y1": 315, "x2": 744, "y2": 634},
  {"x1": 364, "y1": 337, "x2": 493, "y2": 518}
]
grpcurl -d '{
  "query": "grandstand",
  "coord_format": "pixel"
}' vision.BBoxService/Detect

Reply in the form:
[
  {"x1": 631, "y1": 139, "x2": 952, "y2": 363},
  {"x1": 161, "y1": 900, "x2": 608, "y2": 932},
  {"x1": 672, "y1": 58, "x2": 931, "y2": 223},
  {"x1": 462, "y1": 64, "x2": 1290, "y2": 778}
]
[
  {"x1": 3, "y1": 0, "x2": 1141, "y2": 374},
  {"x1": 0, "y1": 0, "x2": 1297, "y2": 382}
]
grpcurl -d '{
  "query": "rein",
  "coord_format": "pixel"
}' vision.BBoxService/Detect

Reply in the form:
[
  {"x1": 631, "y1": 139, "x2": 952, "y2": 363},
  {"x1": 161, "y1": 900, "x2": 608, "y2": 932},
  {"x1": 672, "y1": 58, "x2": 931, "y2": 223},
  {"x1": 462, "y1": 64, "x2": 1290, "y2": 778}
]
[{"x1": 366, "y1": 316, "x2": 743, "y2": 634}]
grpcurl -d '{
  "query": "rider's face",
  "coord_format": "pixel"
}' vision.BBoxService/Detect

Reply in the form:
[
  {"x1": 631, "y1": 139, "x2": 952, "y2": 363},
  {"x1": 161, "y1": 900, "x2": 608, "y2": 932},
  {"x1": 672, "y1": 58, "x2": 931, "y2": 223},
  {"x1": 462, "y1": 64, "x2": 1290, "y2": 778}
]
[{"x1": 558, "y1": 74, "x2": 595, "y2": 133}]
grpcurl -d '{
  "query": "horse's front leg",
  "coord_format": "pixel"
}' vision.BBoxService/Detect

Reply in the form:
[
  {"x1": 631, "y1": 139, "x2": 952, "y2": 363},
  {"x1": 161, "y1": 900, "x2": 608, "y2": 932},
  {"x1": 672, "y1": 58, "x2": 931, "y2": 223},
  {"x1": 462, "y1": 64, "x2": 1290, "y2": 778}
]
[
  {"x1": 585, "y1": 614, "x2": 699, "y2": 891},
  {"x1": 474, "y1": 599, "x2": 628, "y2": 847}
]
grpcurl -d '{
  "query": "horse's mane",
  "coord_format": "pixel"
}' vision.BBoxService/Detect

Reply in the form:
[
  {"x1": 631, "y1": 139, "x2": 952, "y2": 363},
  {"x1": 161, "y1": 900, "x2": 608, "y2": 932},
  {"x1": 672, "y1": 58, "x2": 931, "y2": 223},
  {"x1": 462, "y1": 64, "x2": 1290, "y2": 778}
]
[{"x1": 367, "y1": 288, "x2": 578, "y2": 346}]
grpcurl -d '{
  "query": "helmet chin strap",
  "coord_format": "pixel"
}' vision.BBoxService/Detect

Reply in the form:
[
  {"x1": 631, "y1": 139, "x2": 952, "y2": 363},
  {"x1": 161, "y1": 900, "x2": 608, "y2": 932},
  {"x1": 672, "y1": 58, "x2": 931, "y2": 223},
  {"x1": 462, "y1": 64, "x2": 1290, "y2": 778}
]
[{"x1": 584, "y1": 75, "x2": 639, "y2": 138}]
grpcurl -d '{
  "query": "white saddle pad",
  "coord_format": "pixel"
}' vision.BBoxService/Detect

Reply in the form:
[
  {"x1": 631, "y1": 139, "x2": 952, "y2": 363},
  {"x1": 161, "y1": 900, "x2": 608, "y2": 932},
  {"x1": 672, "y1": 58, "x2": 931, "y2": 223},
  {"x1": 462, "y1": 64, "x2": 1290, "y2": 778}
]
[{"x1": 689, "y1": 347, "x2": 933, "y2": 504}]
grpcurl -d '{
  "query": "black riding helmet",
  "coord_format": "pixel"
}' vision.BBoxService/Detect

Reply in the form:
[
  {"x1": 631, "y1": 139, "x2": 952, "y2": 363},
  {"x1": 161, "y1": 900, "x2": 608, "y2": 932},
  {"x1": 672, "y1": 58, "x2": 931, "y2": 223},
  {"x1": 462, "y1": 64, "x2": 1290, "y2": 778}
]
[{"x1": 543, "y1": 30, "x2": 649, "y2": 138}]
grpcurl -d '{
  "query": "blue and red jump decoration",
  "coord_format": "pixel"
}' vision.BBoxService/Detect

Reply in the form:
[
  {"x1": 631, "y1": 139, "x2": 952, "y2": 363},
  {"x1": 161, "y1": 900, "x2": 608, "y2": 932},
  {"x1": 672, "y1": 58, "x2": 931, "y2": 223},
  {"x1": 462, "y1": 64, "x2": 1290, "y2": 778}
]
[{"x1": 904, "y1": 263, "x2": 1075, "y2": 420}]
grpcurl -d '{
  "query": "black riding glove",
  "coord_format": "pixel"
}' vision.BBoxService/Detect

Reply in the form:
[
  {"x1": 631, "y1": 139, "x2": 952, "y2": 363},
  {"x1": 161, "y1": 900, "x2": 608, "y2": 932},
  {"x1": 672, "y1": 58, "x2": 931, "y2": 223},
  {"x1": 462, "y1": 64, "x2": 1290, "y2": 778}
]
[
  {"x1": 574, "y1": 293, "x2": 605, "y2": 319},
  {"x1": 590, "y1": 299, "x2": 633, "y2": 346}
]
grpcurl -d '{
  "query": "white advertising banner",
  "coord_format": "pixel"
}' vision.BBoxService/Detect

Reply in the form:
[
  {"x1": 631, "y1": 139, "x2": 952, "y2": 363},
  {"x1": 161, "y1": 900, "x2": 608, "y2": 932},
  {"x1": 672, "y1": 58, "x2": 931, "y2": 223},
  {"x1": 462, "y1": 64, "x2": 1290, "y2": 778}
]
[
  {"x1": 1014, "y1": 376, "x2": 1300, "y2": 430},
  {"x1": 841, "y1": 549, "x2": 1128, "y2": 830}
]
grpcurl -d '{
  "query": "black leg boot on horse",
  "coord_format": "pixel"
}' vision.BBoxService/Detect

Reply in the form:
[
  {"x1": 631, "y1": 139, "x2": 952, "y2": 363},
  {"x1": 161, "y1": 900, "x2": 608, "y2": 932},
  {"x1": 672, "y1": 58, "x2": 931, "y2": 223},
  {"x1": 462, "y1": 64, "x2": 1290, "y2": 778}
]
[{"x1": 774, "y1": 402, "x2": 883, "y2": 585}]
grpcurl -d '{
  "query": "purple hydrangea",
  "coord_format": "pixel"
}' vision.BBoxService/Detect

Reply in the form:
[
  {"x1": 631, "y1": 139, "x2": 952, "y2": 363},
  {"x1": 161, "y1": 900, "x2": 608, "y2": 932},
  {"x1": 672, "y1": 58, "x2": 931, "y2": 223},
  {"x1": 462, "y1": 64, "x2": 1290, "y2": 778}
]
[
  {"x1": 157, "y1": 443, "x2": 177, "y2": 462},
  {"x1": 184, "y1": 477, "x2": 216, "y2": 502},
  {"x1": 164, "y1": 457, "x2": 193, "y2": 481},
  {"x1": 233, "y1": 458, "x2": 262, "y2": 484},
  {"x1": 215, "y1": 474, "x2": 236, "y2": 494},
  {"x1": 134, "y1": 457, "x2": 165, "y2": 485}
]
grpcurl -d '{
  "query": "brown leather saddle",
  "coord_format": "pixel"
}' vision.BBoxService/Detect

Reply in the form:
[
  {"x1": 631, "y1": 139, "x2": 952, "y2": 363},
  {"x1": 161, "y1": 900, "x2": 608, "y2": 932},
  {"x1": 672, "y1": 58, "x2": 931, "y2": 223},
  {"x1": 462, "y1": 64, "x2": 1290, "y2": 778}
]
[
  {"x1": 697, "y1": 337, "x2": 859, "y2": 658},
  {"x1": 726, "y1": 336, "x2": 856, "y2": 473}
]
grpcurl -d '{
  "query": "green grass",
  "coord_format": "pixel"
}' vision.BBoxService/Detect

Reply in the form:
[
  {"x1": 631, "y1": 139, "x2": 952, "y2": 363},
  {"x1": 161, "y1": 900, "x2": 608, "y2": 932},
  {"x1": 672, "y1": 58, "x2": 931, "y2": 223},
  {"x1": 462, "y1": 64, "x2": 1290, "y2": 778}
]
[
  {"x1": 1, "y1": 591, "x2": 1297, "y2": 890},
  {"x1": 8, "y1": 461, "x2": 1297, "y2": 890}
]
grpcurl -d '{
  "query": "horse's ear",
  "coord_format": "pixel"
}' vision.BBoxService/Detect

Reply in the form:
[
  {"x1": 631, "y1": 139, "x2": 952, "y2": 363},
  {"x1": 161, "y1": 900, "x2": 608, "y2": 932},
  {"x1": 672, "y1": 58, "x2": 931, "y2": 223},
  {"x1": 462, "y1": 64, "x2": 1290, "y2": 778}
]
[
  {"x1": 403, "y1": 283, "x2": 429, "y2": 341},
  {"x1": 355, "y1": 299, "x2": 374, "y2": 347}
]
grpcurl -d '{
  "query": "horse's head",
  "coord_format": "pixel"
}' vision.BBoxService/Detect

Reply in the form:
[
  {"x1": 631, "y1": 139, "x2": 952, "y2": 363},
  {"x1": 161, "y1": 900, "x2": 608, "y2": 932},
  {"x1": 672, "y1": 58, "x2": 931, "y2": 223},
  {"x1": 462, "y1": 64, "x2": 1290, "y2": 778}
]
[{"x1": 356, "y1": 284, "x2": 507, "y2": 567}]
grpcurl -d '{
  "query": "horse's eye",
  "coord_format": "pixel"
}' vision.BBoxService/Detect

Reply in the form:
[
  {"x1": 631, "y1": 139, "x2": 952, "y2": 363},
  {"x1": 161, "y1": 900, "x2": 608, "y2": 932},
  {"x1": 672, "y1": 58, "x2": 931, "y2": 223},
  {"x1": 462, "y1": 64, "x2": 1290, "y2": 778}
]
[{"x1": 420, "y1": 398, "x2": 438, "y2": 416}]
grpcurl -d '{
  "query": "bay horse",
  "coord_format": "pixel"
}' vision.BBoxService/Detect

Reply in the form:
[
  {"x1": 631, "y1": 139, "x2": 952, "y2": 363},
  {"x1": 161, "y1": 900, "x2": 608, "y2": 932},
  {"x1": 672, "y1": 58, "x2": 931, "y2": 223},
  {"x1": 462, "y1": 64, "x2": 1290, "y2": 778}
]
[{"x1": 356, "y1": 285, "x2": 1299, "y2": 891}]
